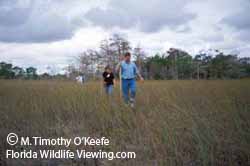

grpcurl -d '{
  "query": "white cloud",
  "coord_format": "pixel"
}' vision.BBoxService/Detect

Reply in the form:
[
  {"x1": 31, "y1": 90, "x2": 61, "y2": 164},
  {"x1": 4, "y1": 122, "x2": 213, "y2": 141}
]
[
  {"x1": 85, "y1": 0, "x2": 196, "y2": 32},
  {"x1": 0, "y1": 0, "x2": 250, "y2": 73},
  {"x1": 0, "y1": 0, "x2": 103, "y2": 42},
  {"x1": 0, "y1": 27, "x2": 108, "y2": 73}
]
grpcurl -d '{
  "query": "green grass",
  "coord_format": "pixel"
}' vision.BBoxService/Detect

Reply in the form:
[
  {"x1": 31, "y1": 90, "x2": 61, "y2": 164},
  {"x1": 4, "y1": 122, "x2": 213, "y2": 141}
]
[{"x1": 0, "y1": 80, "x2": 250, "y2": 165}]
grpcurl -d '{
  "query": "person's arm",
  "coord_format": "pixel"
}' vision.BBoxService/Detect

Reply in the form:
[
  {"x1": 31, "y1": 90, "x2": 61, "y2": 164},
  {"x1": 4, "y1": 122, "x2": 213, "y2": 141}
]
[{"x1": 137, "y1": 72, "x2": 144, "y2": 81}]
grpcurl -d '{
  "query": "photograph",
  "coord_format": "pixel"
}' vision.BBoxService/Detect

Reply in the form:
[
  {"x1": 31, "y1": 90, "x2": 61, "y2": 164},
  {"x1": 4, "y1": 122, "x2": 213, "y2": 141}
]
[{"x1": 0, "y1": 0, "x2": 250, "y2": 165}]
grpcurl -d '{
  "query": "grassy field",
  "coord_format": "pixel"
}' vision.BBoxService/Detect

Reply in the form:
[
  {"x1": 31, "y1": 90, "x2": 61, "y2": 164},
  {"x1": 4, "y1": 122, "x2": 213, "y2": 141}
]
[{"x1": 0, "y1": 80, "x2": 250, "y2": 166}]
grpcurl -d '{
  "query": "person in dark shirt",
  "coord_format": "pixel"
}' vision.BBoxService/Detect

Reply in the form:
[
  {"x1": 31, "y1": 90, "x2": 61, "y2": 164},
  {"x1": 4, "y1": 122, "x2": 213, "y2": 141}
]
[{"x1": 103, "y1": 66, "x2": 115, "y2": 95}]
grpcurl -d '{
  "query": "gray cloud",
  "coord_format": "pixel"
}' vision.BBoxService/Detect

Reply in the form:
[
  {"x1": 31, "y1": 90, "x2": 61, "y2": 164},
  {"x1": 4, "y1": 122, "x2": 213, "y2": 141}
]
[
  {"x1": 0, "y1": 14, "x2": 76, "y2": 43},
  {"x1": 221, "y1": 1, "x2": 250, "y2": 41},
  {"x1": 236, "y1": 30, "x2": 250, "y2": 42},
  {"x1": 0, "y1": 0, "x2": 32, "y2": 26},
  {"x1": 221, "y1": 1, "x2": 250, "y2": 30},
  {"x1": 222, "y1": 10, "x2": 250, "y2": 30},
  {"x1": 86, "y1": 8, "x2": 132, "y2": 29},
  {"x1": 0, "y1": 0, "x2": 84, "y2": 43},
  {"x1": 85, "y1": 0, "x2": 196, "y2": 33}
]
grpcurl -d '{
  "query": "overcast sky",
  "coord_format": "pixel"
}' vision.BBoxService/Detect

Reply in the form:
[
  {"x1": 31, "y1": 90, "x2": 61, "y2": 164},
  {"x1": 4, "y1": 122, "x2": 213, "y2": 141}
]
[{"x1": 0, "y1": 0, "x2": 249, "y2": 73}]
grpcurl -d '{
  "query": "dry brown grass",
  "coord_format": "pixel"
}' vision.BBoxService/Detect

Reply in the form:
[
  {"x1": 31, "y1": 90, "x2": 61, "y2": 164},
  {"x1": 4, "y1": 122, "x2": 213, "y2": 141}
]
[{"x1": 0, "y1": 80, "x2": 250, "y2": 166}]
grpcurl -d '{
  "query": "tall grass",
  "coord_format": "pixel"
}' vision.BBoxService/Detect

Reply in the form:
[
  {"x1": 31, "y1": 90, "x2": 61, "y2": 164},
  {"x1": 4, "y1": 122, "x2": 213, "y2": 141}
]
[{"x1": 0, "y1": 80, "x2": 250, "y2": 166}]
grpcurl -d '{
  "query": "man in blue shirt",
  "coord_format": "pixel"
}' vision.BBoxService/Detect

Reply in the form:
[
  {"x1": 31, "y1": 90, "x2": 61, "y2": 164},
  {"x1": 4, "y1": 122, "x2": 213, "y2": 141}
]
[{"x1": 116, "y1": 52, "x2": 144, "y2": 107}]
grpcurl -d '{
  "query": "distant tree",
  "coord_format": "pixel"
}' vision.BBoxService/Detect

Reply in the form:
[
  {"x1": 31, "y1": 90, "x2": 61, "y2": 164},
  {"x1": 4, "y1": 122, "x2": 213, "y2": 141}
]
[
  {"x1": 65, "y1": 64, "x2": 79, "y2": 79},
  {"x1": 100, "y1": 39, "x2": 115, "y2": 69},
  {"x1": 40, "y1": 73, "x2": 51, "y2": 80},
  {"x1": 26, "y1": 67, "x2": 38, "y2": 79},
  {"x1": 167, "y1": 48, "x2": 179, "y2": 79},
  {"x1": 109, "y1": 34, "x2": 131, "y2": 67},
  {"x1": 194, "y1": 52, "x2": 212, "y2": 79},
  {"x1": 239, "y1": 57, "x2": 250, "y2": 77},
  {"x1": 145, "y1": 53, "x2": 169, "y2": 79},
  {"x1": 0, "y1": 62, "x2": 15, "y2": 79},
  {"x1": 167, "y1": 48, "x2": 193, "y2": 79},
  {"x1": 12, "y1": 66, "x2": 25, "y2": 79},
  {"x1": 134, "y1": 44, "x2": 147, "y2": 77},
  {"x1": 78, "y1": 49, "x2": 102, "y2": 79},
  {"x1": 209, "y1": 53, "x2": 241, "y2": 79}
]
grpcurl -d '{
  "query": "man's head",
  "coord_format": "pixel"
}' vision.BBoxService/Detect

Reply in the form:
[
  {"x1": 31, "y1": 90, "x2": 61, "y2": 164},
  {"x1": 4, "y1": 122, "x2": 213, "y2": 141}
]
[{"x1": 124, "y1": 52, "x2": 131, "y2": 62}]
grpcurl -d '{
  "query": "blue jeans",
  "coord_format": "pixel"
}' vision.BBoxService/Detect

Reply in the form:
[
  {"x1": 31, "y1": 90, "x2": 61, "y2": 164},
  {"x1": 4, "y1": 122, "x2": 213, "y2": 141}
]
[
  {"x1": 122, "y1": 79, "x2": 136, "y2": 103},
  {"x1": 105, "y1": 84, "x2": 113, "y2": 95}
]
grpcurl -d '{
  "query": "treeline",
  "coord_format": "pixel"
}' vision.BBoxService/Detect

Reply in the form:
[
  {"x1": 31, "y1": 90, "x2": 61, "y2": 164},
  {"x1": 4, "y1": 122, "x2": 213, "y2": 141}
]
[
  {"x1": 0, "y1": 62, "x2": 38, "y2": 79},
  {"x1": 1, "y1": 34, "x2": 250, "y2": 80},
  {"x1": 0, "y1": 62, "x2": 67, "y2": 80},
  {"x1": 144, "y1": 50, "x2": 250, "y2": 79},
  {"x1": 67, "y1": 34, "x2": 250, "y2": 80}
]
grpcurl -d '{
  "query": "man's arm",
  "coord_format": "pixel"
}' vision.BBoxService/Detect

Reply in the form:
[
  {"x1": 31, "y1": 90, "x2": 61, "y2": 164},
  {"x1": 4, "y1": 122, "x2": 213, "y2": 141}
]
[
  {"x1": 137, "y1": 72, "x2": 144, "y2": 81},
  {"x1": 137, "y1": 73, "x2": 144, "y2": 80},
  {"x1": 134, "y1": 63, "x2": 144, "y2": 81}
]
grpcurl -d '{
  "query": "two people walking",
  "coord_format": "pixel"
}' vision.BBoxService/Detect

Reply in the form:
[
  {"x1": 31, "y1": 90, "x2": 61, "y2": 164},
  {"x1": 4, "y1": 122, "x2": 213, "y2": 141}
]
[{"x1": 103, "y1": 52, "x2": 144, "y2": 108}]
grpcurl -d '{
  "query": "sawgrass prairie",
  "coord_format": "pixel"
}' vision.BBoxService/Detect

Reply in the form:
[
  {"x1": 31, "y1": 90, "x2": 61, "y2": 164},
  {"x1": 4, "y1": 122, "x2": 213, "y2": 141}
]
[{"x1": 0, "y1": 80, "x2": 250, "y2": 166}]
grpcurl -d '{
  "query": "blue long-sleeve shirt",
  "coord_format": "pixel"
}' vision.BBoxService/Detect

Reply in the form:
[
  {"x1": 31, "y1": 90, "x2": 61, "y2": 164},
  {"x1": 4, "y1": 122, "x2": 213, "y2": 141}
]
[{"x1": 118, "y1": 61, "x2": 139, "y2": 79}]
